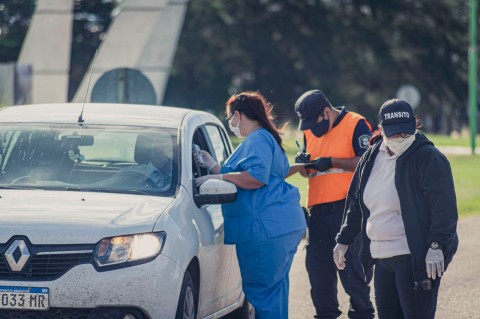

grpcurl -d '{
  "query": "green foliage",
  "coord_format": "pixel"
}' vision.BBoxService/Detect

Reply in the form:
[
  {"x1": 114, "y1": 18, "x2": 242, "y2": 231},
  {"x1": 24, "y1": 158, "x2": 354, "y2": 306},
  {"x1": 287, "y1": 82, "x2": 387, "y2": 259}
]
[
  {"x1": 0, "y1": 0, "x2": 475, "y2": 130},
  {"x1": 428, "y1": 133, "x2": 480, "y2": 147},
  {"x1": 165, "y1": 0, "x2": 474, "y2": 131},
  {"x1": 0, "y1": 0, "x2": 35, "y2": 62},
  {"x1": 448, "y1": 155, "x2": 480, "y2": 216}
]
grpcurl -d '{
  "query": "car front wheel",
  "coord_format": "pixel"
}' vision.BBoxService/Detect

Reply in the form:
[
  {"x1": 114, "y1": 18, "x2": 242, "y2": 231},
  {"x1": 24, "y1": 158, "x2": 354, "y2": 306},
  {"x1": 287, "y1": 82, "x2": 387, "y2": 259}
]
[{"x1": 175, "y1": 270, "x2": 196, "y2": 319}]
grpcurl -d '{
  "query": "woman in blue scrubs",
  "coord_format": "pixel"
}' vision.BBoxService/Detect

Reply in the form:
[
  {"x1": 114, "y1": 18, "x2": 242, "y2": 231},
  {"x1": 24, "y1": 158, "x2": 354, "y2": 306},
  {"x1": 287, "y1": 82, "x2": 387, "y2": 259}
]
[{"x1": 195, "y1": 92, "x2": 307, "y2": 319}]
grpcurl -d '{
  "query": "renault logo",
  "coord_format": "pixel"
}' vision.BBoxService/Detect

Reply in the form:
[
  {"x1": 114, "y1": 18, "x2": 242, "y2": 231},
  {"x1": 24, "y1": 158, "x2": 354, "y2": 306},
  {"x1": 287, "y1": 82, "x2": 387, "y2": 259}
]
[{"x1": 5, "y1": 240, "x2": 30, "y2": 272}]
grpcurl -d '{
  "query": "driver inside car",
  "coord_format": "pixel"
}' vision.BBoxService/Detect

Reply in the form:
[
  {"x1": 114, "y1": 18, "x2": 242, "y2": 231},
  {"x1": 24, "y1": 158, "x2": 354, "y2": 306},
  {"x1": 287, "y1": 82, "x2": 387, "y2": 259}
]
[
  {"x1": 96, "y1": 134, "x2": 172, "y2": 191},
  {"x1": 118, "y1": 135, "x2": 172, "y2": 188}
]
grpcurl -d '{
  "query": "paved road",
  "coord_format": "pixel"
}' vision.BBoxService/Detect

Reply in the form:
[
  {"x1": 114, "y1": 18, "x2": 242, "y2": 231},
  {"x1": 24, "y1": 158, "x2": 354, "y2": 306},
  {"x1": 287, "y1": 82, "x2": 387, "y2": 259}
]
[{"x1": 289, "y1": 215, "x2": 480, "y2": 319}]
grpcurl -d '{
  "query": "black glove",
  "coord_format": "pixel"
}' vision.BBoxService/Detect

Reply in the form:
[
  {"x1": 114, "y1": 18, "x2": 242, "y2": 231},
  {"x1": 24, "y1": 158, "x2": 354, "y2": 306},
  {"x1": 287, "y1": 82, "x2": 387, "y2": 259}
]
[
  {"x1": 295, "y1": 152, "x2": 311, "y2": 164},
  {"x1": 305, "y1": 157, "x2": 332, "y2": 172}
]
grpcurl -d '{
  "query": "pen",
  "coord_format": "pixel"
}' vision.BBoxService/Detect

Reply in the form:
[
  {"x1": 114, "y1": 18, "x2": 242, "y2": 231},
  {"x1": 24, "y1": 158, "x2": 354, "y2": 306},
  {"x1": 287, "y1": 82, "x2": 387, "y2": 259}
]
[{"x1": 295, "y1": 140, "x2": 303, "y2": 152}]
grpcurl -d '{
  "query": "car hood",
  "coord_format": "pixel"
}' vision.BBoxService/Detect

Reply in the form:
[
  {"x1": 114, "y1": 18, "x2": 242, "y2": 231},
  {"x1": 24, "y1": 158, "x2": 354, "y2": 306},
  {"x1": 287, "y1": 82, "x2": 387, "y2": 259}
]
[{"x1": 0, "y1": 190, "x2": 174, "y2": 244}]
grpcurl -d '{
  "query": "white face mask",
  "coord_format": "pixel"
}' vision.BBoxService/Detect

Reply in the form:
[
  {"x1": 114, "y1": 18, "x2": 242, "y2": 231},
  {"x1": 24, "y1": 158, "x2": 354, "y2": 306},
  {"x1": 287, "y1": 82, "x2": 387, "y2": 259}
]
[
  {"x1": 228, "y1": 114, "x2": 243, "y2": 138},
  {"x1": 383, "y1": 134, "x2": 416, "y2": 156}
]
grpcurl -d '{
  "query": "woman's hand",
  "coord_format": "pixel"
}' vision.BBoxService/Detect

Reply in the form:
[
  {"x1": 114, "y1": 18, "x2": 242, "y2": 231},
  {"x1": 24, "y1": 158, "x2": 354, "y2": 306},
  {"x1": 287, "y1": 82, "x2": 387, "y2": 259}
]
[
  {"x1": 194, "y1": 150, "x2": 218, "y2": 171},
  {"x1": 333, "y1": 243, "x2": 349, "y2": 270},
  {"x1": 195, "y1": 174, "x2": 222, "y2": 187}
]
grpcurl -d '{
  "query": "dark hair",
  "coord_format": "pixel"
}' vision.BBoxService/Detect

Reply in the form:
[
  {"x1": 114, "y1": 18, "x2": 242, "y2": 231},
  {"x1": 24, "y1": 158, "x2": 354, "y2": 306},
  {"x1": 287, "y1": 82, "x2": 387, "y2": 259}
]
[
  {"x1": 369, "y1": 116, "x2": 423, "y2": 145},
  {"x1": 226, "y1": 91, "x2": 285, "y2": 152}
]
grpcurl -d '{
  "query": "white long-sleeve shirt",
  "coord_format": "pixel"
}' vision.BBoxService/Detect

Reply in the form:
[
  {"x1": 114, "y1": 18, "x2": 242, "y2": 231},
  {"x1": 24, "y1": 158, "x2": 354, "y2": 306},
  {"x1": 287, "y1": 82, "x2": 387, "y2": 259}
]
[{"x1": 363, "y1": 142, "x2": 410, "y2": 259}]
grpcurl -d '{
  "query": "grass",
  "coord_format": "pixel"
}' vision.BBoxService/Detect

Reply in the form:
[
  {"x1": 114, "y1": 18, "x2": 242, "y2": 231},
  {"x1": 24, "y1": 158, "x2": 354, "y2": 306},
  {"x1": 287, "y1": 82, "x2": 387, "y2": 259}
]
[
  {"x1": 231, "y1": 130, "x2": 480, "y2": 217},
  {"x1": 428, "y1": 133, "x2": 480, "y2": 147},
  {"x1": 448, "y1": 155, "x2": 480, "y2": 216}
]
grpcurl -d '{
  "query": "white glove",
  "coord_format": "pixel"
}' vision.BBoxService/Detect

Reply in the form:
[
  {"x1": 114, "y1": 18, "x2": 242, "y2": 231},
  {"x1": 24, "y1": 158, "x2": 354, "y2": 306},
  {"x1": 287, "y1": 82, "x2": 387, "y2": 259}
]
[
  {"x1": 195, "y1": 174, "x2": 222, "y2": 187},
  {"x1": 425, "y1": 248, "x2": 444, "y2": 280},
  {"x1": 333, "y1": 243, "x2": 348, "y2": 270},
  {"x1": 194, "y1": 150, "x2": 217, "y2": 170}
]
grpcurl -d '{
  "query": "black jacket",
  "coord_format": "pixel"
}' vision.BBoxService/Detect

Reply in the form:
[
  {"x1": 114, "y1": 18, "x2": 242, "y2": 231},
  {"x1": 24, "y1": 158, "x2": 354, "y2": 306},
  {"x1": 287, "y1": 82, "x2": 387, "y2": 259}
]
[{"x1": 336, "y1": 131, "x2": 459, "y2": 283}]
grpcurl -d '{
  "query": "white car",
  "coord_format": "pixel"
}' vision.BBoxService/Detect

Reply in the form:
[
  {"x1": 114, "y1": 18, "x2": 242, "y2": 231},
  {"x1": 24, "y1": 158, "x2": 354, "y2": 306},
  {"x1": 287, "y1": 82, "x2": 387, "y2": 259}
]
[{"x1": 0, "y1": 103, "x2": 252, "y2": 319}]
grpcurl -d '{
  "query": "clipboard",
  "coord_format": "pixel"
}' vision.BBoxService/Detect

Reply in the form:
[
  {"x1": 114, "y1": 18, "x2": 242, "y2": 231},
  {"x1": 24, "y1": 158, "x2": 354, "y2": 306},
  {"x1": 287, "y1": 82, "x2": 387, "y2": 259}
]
[{"x1": 290, "y1": 162, "x2": 310, "y2": 168}]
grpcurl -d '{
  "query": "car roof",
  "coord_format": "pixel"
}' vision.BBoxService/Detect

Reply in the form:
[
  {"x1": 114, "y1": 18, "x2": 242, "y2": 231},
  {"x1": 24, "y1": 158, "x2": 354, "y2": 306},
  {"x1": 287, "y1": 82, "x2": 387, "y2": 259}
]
[{"x1": 0, "y1": 103, "x2": 207, "y2": 128}]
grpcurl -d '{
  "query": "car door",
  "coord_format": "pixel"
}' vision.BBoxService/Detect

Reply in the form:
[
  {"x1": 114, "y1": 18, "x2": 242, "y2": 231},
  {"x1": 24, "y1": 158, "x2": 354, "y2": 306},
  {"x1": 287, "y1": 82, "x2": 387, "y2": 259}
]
[
  {"x1": 191, "y1": 123, "x2": 235, "y2": 317},
  {"x1": 204, "y1": 124, "x2": 243, "y2": 308}
]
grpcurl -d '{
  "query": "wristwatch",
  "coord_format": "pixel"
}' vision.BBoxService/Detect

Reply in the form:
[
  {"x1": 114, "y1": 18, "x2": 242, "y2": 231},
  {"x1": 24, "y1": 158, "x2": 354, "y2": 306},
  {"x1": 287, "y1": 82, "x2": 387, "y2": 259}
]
[{"x1": 430, "y1": 242, "x2": 441, "y2": 250}]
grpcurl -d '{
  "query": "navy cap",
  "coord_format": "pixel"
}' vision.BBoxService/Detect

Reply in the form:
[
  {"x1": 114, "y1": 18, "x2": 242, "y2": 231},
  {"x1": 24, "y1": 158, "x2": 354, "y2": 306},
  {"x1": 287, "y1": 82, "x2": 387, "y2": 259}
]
[
  {"x1": 379, "y1": 99, "x2": 415, "y2": 137},
  {"x1": 294, "y1": 89, "x2": 332, "y2": 130}
]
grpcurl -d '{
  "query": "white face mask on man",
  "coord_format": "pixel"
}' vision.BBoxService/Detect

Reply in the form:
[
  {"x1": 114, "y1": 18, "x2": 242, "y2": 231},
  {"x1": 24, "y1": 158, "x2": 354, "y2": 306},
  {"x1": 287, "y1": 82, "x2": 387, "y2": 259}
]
[
  {"x1": 382, "y1": 134, "x2": 416, "y2": 156},
  {"x1": 228, "y1": 114, "x2": 243, "y2": 138}
]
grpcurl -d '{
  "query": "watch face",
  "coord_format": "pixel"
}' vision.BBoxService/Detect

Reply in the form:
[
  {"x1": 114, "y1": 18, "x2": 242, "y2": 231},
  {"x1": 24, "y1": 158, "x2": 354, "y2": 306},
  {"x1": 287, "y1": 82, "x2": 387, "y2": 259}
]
[{"x1": 431, "y1": 242, "x2": 439, "y2": 249}]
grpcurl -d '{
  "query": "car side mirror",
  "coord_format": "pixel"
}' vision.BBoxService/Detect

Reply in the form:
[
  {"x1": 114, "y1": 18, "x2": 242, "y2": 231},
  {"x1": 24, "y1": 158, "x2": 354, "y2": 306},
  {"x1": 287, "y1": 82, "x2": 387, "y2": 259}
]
[{"x1": 195, "y1": 179, "x2": 237, "y2": 206}]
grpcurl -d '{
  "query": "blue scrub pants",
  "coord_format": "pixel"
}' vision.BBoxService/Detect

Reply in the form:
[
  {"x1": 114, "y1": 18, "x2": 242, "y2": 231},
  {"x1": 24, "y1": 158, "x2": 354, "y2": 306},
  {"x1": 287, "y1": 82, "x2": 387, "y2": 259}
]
[
  {"x1": 235, "y1": 228, "x2": 305, "y2": 319},
  {"x1": 374, "y1": 254, "x2": 440, "y2": 319},
  {"x1": 306, "y1": 201, "x2": 374, "y2": 319}
]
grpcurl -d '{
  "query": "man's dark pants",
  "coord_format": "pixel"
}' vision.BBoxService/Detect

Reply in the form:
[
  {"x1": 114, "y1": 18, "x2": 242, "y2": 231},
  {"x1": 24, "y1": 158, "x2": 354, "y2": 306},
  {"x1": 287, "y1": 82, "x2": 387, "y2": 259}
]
[{"x1": 306, "y1": 200, "x2": 374, "y2": 319}]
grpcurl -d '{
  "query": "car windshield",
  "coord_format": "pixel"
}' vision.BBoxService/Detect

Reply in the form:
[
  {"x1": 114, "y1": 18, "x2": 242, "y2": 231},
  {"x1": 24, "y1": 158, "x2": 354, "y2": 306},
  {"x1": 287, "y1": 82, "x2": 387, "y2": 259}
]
[{"x1": 0, "y1": 124, "x2": 178, "y2": 196}]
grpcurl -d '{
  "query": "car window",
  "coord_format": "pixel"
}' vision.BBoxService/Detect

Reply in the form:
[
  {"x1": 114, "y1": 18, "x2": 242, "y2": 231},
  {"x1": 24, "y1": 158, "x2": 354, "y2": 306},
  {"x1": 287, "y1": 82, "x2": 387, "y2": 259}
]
[
  {"x1": 192, "y1": 129, "x2": 209, "y2": 179},
  {"x1": 191, "y1": 124, "x2": 230, "y2": 184},
  {"x1": 205, "y1": 125, "x2": 230, "y2": 166},
  {"x1": 0, "y1": 124, "x2": 178, "y2": 196}
]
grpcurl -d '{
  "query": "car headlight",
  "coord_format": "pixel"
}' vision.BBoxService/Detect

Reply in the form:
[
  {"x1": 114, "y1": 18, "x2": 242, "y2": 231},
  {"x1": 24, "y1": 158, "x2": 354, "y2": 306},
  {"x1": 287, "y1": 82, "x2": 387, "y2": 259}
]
[{"x1": 94, "y1": 232, "x2": 166, "y2": 267}]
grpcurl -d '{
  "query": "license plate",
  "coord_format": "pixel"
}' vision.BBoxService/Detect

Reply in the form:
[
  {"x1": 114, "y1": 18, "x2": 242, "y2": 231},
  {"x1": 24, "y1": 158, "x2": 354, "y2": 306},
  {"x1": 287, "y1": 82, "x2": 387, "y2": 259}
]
[{"x1": 0, "y1": 286, "x2": 49, "y2": 310}]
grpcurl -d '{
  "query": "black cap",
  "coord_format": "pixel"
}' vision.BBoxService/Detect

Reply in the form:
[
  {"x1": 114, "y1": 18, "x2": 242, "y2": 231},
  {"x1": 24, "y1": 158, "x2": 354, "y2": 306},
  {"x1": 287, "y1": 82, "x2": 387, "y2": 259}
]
[
  {"x1": 379, "y1": 99, "x2": 415, "y2": 137},
  {"x1": 294, "y1": 89, "x2": 332, "y2": 130}
]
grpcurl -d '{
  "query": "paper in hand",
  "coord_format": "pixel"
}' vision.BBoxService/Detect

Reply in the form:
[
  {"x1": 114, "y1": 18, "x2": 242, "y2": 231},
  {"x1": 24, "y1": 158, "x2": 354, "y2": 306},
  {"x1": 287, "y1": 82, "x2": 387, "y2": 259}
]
[{"x1": 290, "y1": 162, "x2": 309, "y2": 167}]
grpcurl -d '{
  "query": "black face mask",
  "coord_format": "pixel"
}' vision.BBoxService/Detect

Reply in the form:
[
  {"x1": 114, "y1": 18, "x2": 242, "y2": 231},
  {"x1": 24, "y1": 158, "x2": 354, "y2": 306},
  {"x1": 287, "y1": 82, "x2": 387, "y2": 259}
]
[{"x1": 311, "y1": 118, "x2": 329, "y2": 137}]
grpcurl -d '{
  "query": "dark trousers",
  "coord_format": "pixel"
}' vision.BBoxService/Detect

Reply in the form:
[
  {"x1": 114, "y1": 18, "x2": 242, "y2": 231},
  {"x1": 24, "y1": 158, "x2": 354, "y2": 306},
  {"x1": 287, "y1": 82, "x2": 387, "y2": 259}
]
[
  {"x1": 374, "y1": 255, "x2": 440, "y2": 319},
  {"x1": 306, "y1": 201, "x2": 374, "y2": 319}
]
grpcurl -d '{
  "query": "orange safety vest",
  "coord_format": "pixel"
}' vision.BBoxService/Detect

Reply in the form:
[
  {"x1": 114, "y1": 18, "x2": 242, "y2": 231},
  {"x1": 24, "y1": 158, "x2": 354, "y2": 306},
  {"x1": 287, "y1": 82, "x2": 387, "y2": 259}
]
[{"x1": 305, "y1": 112, "x2": 369, "y2": 207}]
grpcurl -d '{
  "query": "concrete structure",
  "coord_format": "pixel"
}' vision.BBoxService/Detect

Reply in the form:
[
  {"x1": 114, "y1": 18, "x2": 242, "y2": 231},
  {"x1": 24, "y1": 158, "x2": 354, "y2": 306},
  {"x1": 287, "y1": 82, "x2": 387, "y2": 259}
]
[
  {"x1": 72, "y1": 0, "x2": 189, "y2": 104},
  {"x1": 0, "y1": 63, "x2": 32, "y2": 106},
  {"x1": 18, "y1": 0, "x2": 73, "y2": 103},
  {"x1": 18, "y1": 0, "x2": 189, "y2": 105}
]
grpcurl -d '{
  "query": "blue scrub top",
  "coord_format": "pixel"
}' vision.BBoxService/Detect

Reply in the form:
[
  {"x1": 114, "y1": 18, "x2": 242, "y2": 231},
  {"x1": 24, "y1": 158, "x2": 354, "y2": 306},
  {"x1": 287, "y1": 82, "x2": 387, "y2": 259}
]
[{"x1": 220, "y1": 128, "x2": 307, "y2": 244}]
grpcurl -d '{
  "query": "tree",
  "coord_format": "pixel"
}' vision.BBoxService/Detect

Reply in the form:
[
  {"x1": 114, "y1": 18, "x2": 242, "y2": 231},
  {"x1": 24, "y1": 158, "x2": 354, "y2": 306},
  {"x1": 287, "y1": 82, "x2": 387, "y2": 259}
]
[
  {"x1": 0, "y1": 0, "x2": 35, "y2": 62},
  {"x1": 165, "y1": 0, "x2": 474, "y2": 131}
]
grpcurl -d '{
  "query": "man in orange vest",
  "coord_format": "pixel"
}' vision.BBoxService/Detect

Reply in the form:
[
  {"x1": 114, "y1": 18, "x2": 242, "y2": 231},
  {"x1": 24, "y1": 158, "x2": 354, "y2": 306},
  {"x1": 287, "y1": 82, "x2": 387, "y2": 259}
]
[{"x1": 292, "y1": 90, "x2": 374, "y2": 319}]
